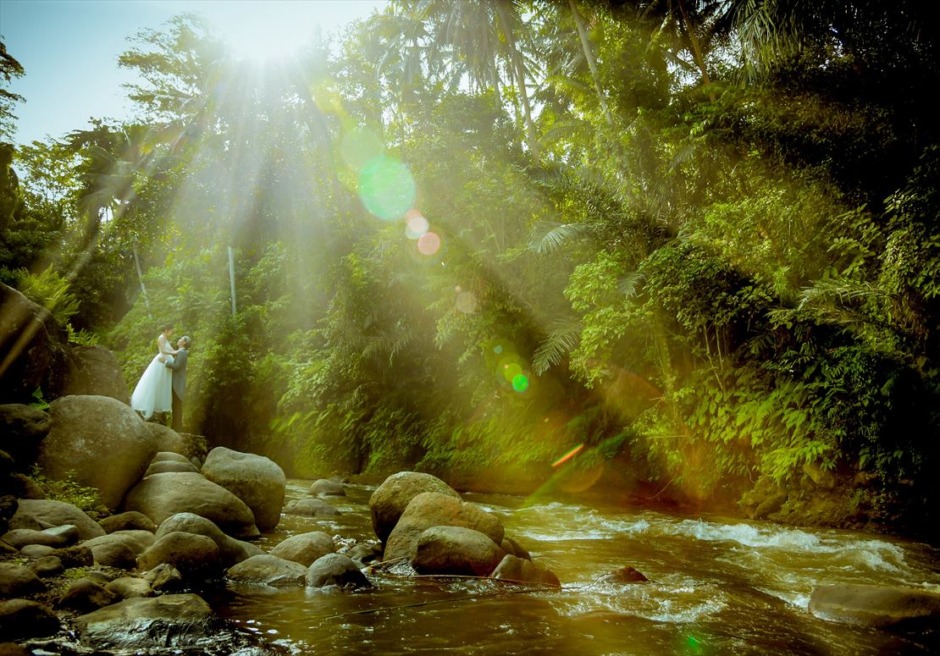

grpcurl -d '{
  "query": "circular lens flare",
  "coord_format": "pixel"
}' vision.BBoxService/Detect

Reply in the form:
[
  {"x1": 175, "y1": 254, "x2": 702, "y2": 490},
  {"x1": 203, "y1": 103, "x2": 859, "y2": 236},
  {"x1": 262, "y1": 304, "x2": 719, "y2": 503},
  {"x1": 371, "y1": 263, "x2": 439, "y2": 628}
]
[
  {"x1": 359, "y1": 156, "x2": 416, "y2": 221},
  {"x1": 417, "y1": 231, "x2": 441, "y2": 255}
]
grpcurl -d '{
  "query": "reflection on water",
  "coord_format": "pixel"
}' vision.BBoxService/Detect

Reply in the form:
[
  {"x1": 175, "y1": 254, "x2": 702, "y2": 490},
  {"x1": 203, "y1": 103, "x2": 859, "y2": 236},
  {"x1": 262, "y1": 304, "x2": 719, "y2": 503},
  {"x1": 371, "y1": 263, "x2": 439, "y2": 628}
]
[{"x1": 214, "y1": 480, "x2": 940, "y2": 655}]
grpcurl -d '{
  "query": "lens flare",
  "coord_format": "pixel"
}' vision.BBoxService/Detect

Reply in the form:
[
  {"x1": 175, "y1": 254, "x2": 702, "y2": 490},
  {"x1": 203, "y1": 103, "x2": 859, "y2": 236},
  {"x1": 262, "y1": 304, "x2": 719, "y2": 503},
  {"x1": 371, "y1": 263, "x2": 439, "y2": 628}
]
[
  {"x1": 456, "y1": 290, "x2": 477, "y2": 314},
  {"x1": 358, "y1": 156, "x2": 416, "y2": 220},
  {"x1": 417, "y1": 231, "x2": 441, "y2": 255},
  {"x1": 511, "y1": 373, "x2": 529, "y2": 392},
  {"x1": 405, "y1": 211, "x2": 430, "y2": 239},
  {"x1": 551, "y1": 444, "x2": 584, "y2": 467}
]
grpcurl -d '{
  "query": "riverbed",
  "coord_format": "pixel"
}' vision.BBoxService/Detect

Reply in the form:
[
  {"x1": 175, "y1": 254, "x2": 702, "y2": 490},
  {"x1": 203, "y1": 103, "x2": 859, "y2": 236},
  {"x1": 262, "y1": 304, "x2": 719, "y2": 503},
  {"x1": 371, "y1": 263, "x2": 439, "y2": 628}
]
[{"x1": 213, "y1": 480, "x2": 940, "y2": 655}]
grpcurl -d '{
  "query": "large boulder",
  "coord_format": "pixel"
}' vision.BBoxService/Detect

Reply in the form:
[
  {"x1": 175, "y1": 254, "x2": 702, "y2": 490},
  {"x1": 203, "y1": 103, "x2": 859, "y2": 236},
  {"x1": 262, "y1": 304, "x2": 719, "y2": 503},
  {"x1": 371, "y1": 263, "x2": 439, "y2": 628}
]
[
  {"x1": 411, "y1": 526, "x2": 506, "y2": 577},
  {"x1": 124, "y1": 472, "x2": 259, "y2": 539},
  {"x1": 226, "y1": 554, "x2": 307, "y2": 588},
  {"x1": 0, "y1": 562, "x2": 45, "y2": 597},
  {"x1": 369, "y1": 472, "x2": 460, "y2": 544},
  {"x1": 137, "y1": 531, "x2": 222, "y2": 579},
  {"x1": 0, "y1": 404, "x2": 50, "y2": 463},
  {"x1": 62, "y1": 344, "x2": 129, "y2": 403},
  {"x1": 8, "y1": 499, "x2": 105, "y2": 541},
  {"x1": 269, "y1": 531, "x2": 335, "y2": 567},
  {"x1": 154, "y1": 512, "x2": 263, "y2": 567},
  {"x1": 37, "y1": 395, "x2": 159, "y2": 510},
  {"x1": 142, "y1": 425, "x2": 189, "y2": 459},
  {"x1": 201, "y1": 447, "x2": 285, "y2": 532},
  {"x1": 305, "y1": 553, "x2": 371, "y2": 589},
  {"x1": 384, "y1": 492, "x2": 504, "y2": 562},
  {"x1": 0, "y1": 283, "x2": 71, "y2": 404},
  {"x1": 809, "y1": 583, "x2": 940, "y2": 628},
  {"x1": 70, "y1": 594, "x2": 214, "y2": 651}
]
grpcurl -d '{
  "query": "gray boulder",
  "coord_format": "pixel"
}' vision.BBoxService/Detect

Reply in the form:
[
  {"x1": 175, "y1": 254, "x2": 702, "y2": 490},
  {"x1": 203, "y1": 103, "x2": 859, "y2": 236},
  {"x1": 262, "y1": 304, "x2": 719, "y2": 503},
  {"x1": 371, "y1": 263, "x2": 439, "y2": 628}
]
[
  {"x1": 201, "y1": 447, "x2": 285, "y2": 532},
  {"x1": 83, "y1": 531, "x2": 155, "y2": 569},
  {"x1": 1, "y1": 525, "x2": 76, "y2": 549},
  {"x1": 306, "y1": 553, "x2": 371, "y2": 589},
  {"x1": 154, "y1": 512, "x2": 263, "y2": 567},
  {"x1": 309, "y1": 479, "x2": 346, "y2": 497},
  {"x1": 8, "y1": 499, "x2": 104, "y2": 541},
  {"x1": 143, "y1": 424, "x2": 189, "y2": 458},
  {"x1": 37, "y1": 395, "x2": 159, "y2": 510},
  {"x1": 70, "y1": 594, "x2": 214, "y2": 650},
  {"x1": 412, "y1": 526, "x2": 506, "y2": 577},
  {"x1": 369, "y1": 471, "x2": 460, "y2": 544},
  {"x1": 384, "y1": 492, "x2": 504, "y2": 562},
  {"x1": 226, "y1": 554, "x2": 307, "y2": 587},
  {"x1": 269, "y1": 531, "x2": 335, "y2": 566},
  {"x1": 136, "y1": 531, "x2": 222, "y2": 579},
  {"x1": 809, "y1": 583, "x2": 940, "y2": 628},
  {"x1": 124, "y1": 472, "x2": 259, "y2": 538}
]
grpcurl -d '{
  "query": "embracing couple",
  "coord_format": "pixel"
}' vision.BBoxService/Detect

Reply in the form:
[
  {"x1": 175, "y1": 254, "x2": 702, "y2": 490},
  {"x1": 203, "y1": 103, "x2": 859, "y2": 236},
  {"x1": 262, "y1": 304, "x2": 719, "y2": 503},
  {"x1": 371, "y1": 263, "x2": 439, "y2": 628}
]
[{"x1": 130, "y1": 323, "x2": 192, "y2": 432}]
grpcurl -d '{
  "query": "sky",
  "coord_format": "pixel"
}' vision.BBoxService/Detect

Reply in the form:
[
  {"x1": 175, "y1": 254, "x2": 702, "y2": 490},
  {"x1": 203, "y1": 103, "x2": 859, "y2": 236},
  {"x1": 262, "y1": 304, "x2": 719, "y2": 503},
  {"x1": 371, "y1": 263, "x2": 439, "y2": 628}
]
[{"x1": 0, "y1": 0, "x2": 387, "y2": 146}]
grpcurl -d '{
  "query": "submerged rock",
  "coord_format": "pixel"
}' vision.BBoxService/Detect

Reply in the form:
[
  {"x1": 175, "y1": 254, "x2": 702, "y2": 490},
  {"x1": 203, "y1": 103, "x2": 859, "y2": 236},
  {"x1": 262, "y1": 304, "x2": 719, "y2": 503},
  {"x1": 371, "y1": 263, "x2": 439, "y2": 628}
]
[{"x1": 809, "y1": 583, "x2": 940, "y2": 628}]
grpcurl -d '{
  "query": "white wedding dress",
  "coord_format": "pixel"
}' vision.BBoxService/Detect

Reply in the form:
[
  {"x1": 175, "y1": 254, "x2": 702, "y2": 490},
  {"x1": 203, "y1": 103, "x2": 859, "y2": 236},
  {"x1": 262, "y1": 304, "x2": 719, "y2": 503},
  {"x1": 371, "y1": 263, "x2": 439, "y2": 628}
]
[{"x1": 130, "y1": 333, "x2": 175, "y2": 419}]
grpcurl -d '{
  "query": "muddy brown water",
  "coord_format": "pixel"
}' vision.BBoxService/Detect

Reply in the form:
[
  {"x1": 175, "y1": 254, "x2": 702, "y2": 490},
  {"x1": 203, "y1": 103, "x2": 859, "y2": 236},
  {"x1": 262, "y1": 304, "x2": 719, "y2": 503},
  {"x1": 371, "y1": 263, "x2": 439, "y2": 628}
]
[{"x1": 211, "y1": 480, "x2": 940, "y2": 655}]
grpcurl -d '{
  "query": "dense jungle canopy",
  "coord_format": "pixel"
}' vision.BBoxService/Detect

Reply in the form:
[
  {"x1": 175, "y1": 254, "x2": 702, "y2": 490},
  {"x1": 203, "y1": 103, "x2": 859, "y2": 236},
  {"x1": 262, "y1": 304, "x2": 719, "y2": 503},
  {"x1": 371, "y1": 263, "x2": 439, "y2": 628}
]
[{"x1": 1, "y1": 1, "x2": 938, "y2": 539}]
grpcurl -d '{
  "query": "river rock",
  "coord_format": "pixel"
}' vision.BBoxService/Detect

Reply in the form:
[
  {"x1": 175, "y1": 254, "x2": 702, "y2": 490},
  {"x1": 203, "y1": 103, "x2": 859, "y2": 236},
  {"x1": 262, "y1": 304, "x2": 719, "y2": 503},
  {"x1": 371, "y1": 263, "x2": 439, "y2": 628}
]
[
  {"x1": 269, "y1": 531, "x2": 335, "y2": 566},
  {"x1": 309, "y1": 478, "x2": 346, "y2": 497},
  {"x1": 369, "y1": 471, "x2": 461, "y2": 544},
  {"x1": 70, "y1": 594, "x2": 214, "y2": 650},
  {"x1": 105, "y1": 576, "x2": 153, "y2": 599},
  {"x1": 0, "y1": 598, "x2": 60, "y2": 640},
  {"x1": 492, "y1": 554, "x2": 561, "y2": 588},
  {"x1": 597, "y1": 566, "x2": 649, "y2": 584},
  {"x1": 29, "y1": 555, "x2": 64, "y2": 578},
  {"x1": 155, "y1": 512, "x2": 263, "y2": 567},
  {"x1": 37, "y1": 395, "x2": 159, "y2": 510},
  {"x1": 201, "y1": 447, "x2": 286, "y2": 532},
  {"x1": 411, "y1": 525, "x2": 506, "y2": 577},
  {"x1": 1, "y1": 526, "x2": 74, "y2": 549},
  {"x1": 384, "y1": 491, "x2": 504, "y2": 562},
  {"x1": 809, "y1": 583, "x2": 940, "y2": 628},
  {"x1": 124, "y1": 471, "x2": 259, "y2": 538},
  {"x1": 8, "y1": 498, "x2": 105, "y2": 541},
  {"x1": 98, "y1": 510, "x2": 157, "y2": 533},
  {"x1": 0, "y1": 562, "x2": 44, "y2": 597},
  {"x1": 56, "y1": 578, "x2": 118, "y2": 613},
  {"x1": 306, "y1": 553, "x2": 371, "y2": 589},
  {"x1": 137, "y1": 531, "x2": 222, "y2": 579},
  {"x1": 83, "y1": 531, "x2": 155, "y2": 568},
  {"x1": 226, "y1": 554, "x2": 307, "y2": 587},
  {"x1": 284, "y1": 498, "x2": 340, "y2": 517}
]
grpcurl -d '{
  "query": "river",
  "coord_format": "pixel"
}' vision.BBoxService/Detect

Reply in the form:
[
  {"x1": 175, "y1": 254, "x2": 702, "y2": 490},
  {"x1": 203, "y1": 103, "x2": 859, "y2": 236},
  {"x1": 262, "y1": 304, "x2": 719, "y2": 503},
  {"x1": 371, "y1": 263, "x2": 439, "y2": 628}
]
[{"x1": 213, "y1": 480, "x2": 940, "y2": 655}]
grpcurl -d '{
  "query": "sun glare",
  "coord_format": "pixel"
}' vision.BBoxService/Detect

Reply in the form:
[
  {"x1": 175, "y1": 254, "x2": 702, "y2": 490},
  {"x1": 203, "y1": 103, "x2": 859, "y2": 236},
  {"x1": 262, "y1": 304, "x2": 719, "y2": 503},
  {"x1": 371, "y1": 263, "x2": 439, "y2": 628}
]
[{"x1": 208, "y1": 1, "x2": 383, "y2": 63}]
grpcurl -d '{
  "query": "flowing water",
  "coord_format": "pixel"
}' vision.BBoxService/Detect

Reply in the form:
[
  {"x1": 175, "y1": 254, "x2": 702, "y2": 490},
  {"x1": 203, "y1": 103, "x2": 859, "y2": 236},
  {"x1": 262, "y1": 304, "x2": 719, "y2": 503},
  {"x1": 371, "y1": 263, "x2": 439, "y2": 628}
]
[{"x1": 214, "y1": 480, "x2": 940, "y2": 655}]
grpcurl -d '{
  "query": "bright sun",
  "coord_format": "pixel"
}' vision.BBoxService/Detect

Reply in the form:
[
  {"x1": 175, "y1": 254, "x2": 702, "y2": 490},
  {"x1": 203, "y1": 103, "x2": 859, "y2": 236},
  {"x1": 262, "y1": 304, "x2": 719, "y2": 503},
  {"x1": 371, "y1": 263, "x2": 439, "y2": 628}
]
[{"x1": 205, "y1": 1, "x2": 385, "y2": 62}]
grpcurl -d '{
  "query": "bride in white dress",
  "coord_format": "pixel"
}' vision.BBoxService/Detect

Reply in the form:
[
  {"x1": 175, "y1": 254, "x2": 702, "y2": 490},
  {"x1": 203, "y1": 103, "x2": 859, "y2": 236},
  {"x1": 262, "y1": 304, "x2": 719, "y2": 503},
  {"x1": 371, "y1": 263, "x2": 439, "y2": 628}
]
[{"x1": 131, "y1": 324, "x2": 178, "y2": 419}]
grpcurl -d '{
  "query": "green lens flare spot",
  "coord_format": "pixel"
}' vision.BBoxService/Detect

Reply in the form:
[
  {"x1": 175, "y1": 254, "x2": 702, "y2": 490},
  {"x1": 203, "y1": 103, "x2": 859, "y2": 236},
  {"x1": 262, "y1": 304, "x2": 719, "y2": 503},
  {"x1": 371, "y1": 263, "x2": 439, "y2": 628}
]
[
  {"x1": 512, "y1": 374, "x2": 529, "y2": 392},
  {"x1": 358, "y1": 156, "x2": 416, "y2": 221}
]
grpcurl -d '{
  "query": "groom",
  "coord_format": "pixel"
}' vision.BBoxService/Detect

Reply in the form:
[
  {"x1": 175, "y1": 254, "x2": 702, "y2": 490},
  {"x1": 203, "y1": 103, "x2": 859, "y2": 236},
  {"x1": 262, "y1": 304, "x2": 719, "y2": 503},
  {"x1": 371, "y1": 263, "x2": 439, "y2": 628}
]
[{"x1": 165, "y1": 335, "x2": 191, "y2": 432}]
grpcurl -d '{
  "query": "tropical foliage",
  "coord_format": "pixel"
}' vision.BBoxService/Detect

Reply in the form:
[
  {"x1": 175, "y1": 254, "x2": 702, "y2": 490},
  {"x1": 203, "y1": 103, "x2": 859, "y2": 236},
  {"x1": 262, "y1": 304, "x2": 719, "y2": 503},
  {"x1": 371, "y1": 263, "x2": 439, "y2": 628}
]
[{"x1": 1, "y1": 0, "x2": 938, "y2": 530}]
